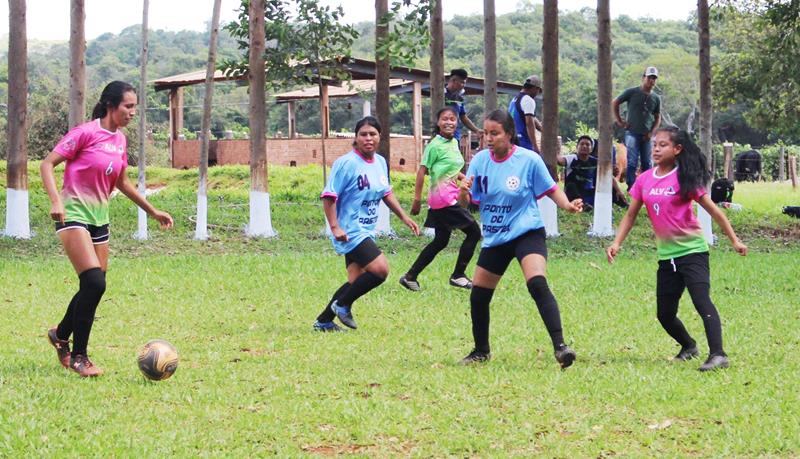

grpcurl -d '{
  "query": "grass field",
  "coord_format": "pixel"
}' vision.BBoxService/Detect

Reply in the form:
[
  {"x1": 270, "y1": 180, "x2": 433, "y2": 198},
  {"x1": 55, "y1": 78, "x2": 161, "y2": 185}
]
[{"x1": 1, "y1": 163, "x2": 799, "y2": 457}]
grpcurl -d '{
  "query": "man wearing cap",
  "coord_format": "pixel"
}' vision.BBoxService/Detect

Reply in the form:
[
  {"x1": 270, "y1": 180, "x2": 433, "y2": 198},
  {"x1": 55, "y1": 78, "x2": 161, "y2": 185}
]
[
  {"x1": 444, "y1": 69, "x2": 482, "y2": 143},
  {"x1": 508, "y1": 75, "x2": 543, "y2": 152},
  {"x1": 613, "y1": 66, "x2": 662, "y2": 188}
]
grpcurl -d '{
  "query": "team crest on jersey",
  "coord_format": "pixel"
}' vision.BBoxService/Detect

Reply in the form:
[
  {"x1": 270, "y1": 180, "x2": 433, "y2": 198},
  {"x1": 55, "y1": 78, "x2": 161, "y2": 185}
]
[
  {"x1": 379, "y1": 175, "x2": 389, "y2": 187},
  {"x1": 506, "y1": 175, "x2": 521, "y2": 191},
  {"x1": 61, "y1": 138, "x2": 77, "y2": 152}
]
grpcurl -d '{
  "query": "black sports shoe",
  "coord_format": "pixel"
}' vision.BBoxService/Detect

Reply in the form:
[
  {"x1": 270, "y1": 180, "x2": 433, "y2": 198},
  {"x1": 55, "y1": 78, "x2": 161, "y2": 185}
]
[
  {"x1": 459, "y1": 349, "x2": 491, "y2": 365},
  {"x1": 698, "y1": 354, "x2": 729, "y2": 372},
  {"x1": 554, "y1": 345, "x2": 576, "y2": 368},
  {"x1": 448, "y1": 275, "x2": 473, "y2": 289},
  {"x1": 673, "y1": 345, "x2": 700, "y2": 361},
  {"x1": 330, "y1": 301, "x2": 357, "y2": 329},
  {"x1": 399, "y1": 274, "x2": 421, "y2": 292},
  {"x1": 313, "y1": 321, "x2": 345, "y2": 332}
]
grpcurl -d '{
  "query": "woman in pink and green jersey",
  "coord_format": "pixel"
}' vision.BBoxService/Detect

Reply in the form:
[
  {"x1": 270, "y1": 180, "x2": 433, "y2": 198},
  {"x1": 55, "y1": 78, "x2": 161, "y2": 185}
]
[
  {"x1": 399, "y1": 106, "x2": 481, "y2": 291},
  {"x1": 607, "y1": 126, "x2": 747, "y2": 372},
  {"x1": 40, "y1": 81, "x2": 173, "y2": 377}
]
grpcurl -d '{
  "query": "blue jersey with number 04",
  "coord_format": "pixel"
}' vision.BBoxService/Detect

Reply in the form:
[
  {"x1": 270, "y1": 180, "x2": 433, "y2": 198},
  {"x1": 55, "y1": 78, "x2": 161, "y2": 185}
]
[
  {"x1": 466, "y1": 146, "x2": 557, "y2": 248},
  {"x1": 321, "y1": 150, "x2": 392, "y2": 254}
]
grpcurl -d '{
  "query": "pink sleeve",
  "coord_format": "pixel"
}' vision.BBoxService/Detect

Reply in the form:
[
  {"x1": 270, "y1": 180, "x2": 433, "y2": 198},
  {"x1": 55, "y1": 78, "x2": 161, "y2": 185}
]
[
  {"x1": 690, "y1": 187, "x2": 707, "y2": 201},
  {"x1": 53, "y1": 125, "x2": 88, "y2": 160},
  {"x1": 629, "y1": 178, "x2": 643, "y2": 201}
]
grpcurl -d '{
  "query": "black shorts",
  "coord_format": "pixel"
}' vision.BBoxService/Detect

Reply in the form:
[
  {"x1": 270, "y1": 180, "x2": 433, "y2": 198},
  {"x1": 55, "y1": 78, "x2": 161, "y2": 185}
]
[
  {"x1": 344, "y1": 238, "x2": 382, "y2": 268},
  {"x1": 476, "y1": 227, "x2": 548, "y2": 276},
  {"x1": 423, "y1": 205, "x2": 476, "y2": 231},
  {"x1": 657, "y1": 252, "x2": 710, "y2": 297},
  {"x1": 55, "y1": 221, "x2": 110, "y2": 245}
]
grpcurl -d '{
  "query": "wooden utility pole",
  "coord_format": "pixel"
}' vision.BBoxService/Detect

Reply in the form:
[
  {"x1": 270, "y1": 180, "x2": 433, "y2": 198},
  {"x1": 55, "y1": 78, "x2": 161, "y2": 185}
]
[
  {"x1": 375, "y1": 0, "x2": 391, "y2": 166},
  {"x1": 541, "y1": 0, "x2": 559, "y2": 179},
  {"x1": 4, "y1": 0, "x2": 30, "y2": 238},
  {"x1": 135, "y1": 0, "x2": 150, "y2": 240},
  {"x1": 69, "y1": 0, "x2": 86, "y2": 127},
  {"x1": 429, "y1": 0, "x2": 444, "y2": 123},
  {"x1": 196, "y1": 0, "x2": 222, "y2": 240},
  {"x1": 697, "y1": 0, "x2": 714, "y2": 243},
  {"x1": 483, "y1": 0, "x2": 497, "y2": 112}
]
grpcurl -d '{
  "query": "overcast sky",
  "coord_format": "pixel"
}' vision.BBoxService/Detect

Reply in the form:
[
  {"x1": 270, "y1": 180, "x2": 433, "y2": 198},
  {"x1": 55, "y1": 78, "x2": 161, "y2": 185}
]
[{"x1": 0, "y1": 0, "x2": 698, "y2": 42}]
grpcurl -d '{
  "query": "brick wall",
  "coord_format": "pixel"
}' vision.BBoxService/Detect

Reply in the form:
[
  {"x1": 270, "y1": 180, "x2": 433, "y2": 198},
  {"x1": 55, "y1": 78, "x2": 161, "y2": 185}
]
[{"x1": 172, "y1": 137, "x2": 421, "y2": 173}]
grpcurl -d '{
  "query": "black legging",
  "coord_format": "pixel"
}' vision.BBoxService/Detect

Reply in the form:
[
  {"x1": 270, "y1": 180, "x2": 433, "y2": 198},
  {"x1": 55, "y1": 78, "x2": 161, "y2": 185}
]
[
  {"x1": 406, "y1": 221, "x2": 481, "y2": 279},
  {"x1": 657, "y1": 282, "x2": 725, "y2": 356}
]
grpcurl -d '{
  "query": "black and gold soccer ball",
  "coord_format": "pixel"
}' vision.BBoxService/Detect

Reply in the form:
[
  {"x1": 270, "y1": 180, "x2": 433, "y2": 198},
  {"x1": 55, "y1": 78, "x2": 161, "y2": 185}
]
[{"x1": 137, "y1": 339, "x2": 179, "y2": 381}]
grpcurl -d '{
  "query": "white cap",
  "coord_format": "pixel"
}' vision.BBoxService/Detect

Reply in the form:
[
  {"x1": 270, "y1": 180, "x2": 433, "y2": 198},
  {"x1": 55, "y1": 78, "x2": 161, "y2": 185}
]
[{"x1": 644, "y1": 66, "x2": 659, "y2": 77}]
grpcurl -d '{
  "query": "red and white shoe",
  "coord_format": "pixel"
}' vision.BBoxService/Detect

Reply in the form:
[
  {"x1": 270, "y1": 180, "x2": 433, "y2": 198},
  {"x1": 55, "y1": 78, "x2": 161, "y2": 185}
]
[
  {"x1": 69, "y1": 354, "x2": 104, "y2": 378},
  {"x1": 47, "y1": 327, "x2": 71, "y2": 369}
]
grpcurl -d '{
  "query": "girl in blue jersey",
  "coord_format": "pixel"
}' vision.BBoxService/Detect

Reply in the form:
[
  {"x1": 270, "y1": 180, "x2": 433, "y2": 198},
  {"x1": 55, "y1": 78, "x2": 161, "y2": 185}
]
[
  {"x1": 458, "y1": 110, "x2": 583, "y2": 367},
  {"x1": 313, "y1": 116, "x2": 420, "y2": 331}
]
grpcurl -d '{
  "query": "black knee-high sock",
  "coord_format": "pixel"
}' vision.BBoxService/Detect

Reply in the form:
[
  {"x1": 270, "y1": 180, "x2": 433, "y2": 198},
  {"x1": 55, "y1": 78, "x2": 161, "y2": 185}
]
[
  {"x1": 336, "y1": 272, "x2": 385, "y2": 308},
  {"x1": 317, "y1": 282, "x2": 350, "y2": 322},
  {"x1": 452, "y1": 222, "x2": 481, "y2": 278},
  {"x1": 656, "y1": 293, "x2": 696, "y2": 349},
  {"x1": 71, "y1": 268, "x2": 106, "y2": 357},
  {"x1": 407, "y1": 228, "x2": 451, "y2": 278},
  {"x1": 527, "y1": 276, "x2": 565, "y2": 350},
  {"x1": 470, "y1": 286, "x2": 494, "y2": 353},
  {"x1": 56, "y1": 292, "x2": 80, "y2": 340},
  {"x1": 686, "y1": 283, "x2": 725, "y2": 356}
]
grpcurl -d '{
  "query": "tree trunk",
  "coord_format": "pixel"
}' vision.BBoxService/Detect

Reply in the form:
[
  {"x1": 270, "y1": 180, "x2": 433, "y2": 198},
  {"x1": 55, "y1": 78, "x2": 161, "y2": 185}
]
[
  {"x1": 4, "y1": 0, "x2": 30, "y2": 238},
  {"x1": 246, "y1": 0, "x2": 275, "y2": 237},
  {"x1": 483, "y1": 0, "x2": 497, "y2": 112},
  {"x1": 591, "y1": 0, "x2": 614, "y2": 237},
  {"x1": 429, "y1": 0, "x2": 444, "y2": 124},
  {"x1": 134, "y1": 0, "x2": 150, "y2": 240},
  {"x1": 69, "y1": 0, "x2": 85, "y2": 127},
  {"x1": 196, "y1": 0, "x2": 222, "y2": 240},
  {"x1": 697, "y1": 0, "x2": 714, "y2": 243},
  {"x1": 539, "y1": 0, "x2": 560, "y2": 236},
  {"x1": 375, "y1": 0, "x2": 391, "y2": 167}
]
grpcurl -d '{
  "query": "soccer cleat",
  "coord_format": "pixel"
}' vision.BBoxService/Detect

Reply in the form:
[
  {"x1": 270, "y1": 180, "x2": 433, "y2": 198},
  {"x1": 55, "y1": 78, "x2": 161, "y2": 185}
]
[
  {"x1": 554, "y1": 344, "x2": 577, "y2": 369},
  {"x1": 47, "y1": 327, "x2": 71, "y2": 369},
  {"x1": 330, "y1": 301, "x2": 357, "y2": 329},
  {"x1": 313, "y1": 321, "x2": 345, "y2": 332},
  {"x1": 459, "y1": 349, "x2": 491, "y2": 365},
  {"x1": 399, "y1": 274, "x2": 421, "y2": 292},
  {"x1": 449, "y1": 275, "x2": 473, "y2": 290},
  {"x1": 69, "y1": 354, "x2": 103, "y2": 378},
  {"x1": 698, "y1": 354, "x2": 729, "y2": 372},
  {"x1": 673, "y1": 345, "x2": 700, "y2": 362}
]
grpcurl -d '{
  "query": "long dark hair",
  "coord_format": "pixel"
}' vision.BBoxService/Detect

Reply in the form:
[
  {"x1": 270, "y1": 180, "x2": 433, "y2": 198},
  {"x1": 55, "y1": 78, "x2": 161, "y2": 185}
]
[
  {"x1": 91, "y1": 81, "x2": 136, "y2": 120},
  {"x1": 484, "y1": 109, "x2": 517, "y2": 145},
  {"x1": 432, "y1": 106, "x2": 459, "y2": 136},
  {"x1": 656, "y1": 126, "x2": 711, "y2": 200}
]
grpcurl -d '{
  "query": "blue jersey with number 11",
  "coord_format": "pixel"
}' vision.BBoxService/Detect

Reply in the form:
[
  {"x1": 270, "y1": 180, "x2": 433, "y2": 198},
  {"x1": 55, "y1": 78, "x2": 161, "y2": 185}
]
[
  {"x1": 466, "y1": 146, "x2": 557, "y2": 248},
  {"x1": 321, "y1": 150, "x2": 392, "y2": 254}
]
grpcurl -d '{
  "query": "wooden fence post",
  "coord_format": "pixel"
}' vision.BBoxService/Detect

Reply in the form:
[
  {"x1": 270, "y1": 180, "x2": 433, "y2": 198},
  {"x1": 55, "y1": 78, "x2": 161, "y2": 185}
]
[
  {"x1": 778, "y1": 146, "x2": 786, "y2": 182},
  {"x1": 723, "y1": 142, "x2": 734, "y2": 181},
  {"x1": 789, "y1": 155, "x2": 797, "y2": 189}
]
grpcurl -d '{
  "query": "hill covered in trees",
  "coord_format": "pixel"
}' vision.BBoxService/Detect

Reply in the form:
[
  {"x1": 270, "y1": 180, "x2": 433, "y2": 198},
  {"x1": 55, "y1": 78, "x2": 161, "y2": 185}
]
[{"x1": 0, "y1": 4, "x2": 779, "y2": 161}]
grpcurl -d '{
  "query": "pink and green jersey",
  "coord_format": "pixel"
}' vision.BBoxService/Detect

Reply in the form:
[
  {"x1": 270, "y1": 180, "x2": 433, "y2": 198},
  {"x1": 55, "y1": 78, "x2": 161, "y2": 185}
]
[
  {"x1": 422, "y1": 135, "x2": 463, "y2": 209},
  {"x1": 630, "y1": 167, "x2": 709, "y2": 260},
  {"x1": 54, "y1": 119, "x2": 128, "y2": 226}
]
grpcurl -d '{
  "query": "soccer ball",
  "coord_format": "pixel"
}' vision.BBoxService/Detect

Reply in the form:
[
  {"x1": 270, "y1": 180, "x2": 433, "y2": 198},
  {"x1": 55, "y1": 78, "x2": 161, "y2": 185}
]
[{"x1": 137, "y1": 339, "x2": 179, "y2": 381}]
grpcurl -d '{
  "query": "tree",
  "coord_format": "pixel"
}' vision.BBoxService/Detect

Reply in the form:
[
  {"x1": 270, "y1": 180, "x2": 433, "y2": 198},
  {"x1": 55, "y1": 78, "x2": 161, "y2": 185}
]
[
  {"x1": 483, "y1": 0, "x2": 497, "y2": 112},
  {"x1": 4, "y1": 0, "x2": 30, "y2": 238},
  {"x1": 134, "y1": 0, "x2": 150, "y2": 240},
  {"x1": 714, "y1": 0, "x2": 800, "y2": 140},
  {"x1": 591, "y1": 0, "x2": 614, "y2": 237},
  {"x1": 245, "y1": 0, "x2": 276, "y2": 238},
  {"x1": 375, "y1": 0, "x2": 390, "y2": 164},
  {"x1": 196, "y1": 0, "x2": 222, "y2": 241},
  {"x1": 696, "y1": 0, "x2": 715, "y2": 243},
  {"x1": 540, "y1": 0, "x2": 560, "y2": 236},
  {"x1": 429, "y1": 0, "x2": 444, "y2": 122},
  {"x1": 69, "y1": 0, "x2": 86, "y2": 128}
]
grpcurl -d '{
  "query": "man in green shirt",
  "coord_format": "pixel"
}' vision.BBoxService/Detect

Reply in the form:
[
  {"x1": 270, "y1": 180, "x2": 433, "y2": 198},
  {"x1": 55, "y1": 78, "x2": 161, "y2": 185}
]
[{"x1": 613, "y1": 66, "x2": 662, "y2": 188}]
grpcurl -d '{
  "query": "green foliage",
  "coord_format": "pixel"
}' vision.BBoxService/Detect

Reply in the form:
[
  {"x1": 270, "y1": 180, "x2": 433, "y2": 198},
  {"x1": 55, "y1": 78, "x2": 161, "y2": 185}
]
[{"x1": 376, "y1": 0, "x2": 432, "y2": 67}]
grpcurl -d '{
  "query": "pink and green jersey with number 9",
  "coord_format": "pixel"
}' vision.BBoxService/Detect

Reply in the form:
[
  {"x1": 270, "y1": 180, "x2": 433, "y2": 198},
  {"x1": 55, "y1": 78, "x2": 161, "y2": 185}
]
[
  {"x1": 54, "y1": 119, "x2": 128, "y2": 226},
  {"x1": 421, "y1": 135, "x2": 463, "y2": 209},
  {"x1": 630, "y1": 167, "x2": 708, "y2": 260}
]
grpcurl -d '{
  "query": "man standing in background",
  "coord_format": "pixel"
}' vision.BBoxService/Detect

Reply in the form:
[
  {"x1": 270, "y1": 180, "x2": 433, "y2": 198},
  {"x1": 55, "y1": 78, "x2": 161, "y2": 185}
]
[
  {"x1": 444, "y1": 69, "x2": 482, "y2": 147},
  {"x1": 508, "y1": 75, "x2": 543, "y2": 153}
]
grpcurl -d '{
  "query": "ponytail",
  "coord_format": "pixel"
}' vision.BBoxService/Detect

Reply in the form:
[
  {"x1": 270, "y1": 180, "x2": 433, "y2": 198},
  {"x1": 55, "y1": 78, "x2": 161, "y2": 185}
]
[{"x1": 92, "y1": 81, "x2": 136, "y2": 120}]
